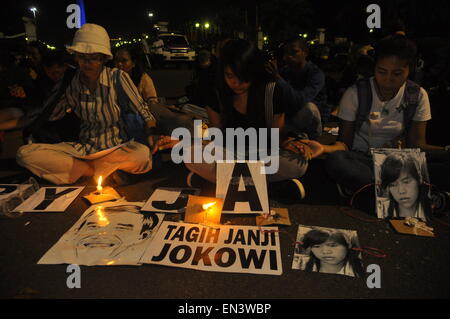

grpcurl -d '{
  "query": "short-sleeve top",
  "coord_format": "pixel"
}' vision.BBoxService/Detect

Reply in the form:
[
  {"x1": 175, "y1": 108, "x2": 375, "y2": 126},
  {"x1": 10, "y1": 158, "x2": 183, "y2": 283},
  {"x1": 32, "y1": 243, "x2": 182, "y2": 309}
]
[
  {"x1": 206, "y1": 82, "x2": 286, "y2": 159},
  {"x1": 207, "y1": 82, "x2": 285, "y2": 130},
  {"x1": 338, "y1": 77, "x2": 431, "y2": 153}
]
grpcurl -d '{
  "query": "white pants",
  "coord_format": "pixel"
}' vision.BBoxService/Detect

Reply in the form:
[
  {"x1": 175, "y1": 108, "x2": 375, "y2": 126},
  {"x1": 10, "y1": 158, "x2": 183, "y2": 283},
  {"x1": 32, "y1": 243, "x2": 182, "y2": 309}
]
[{"x1": 16, "y1": 141, "x2": 152, "y2": 185}]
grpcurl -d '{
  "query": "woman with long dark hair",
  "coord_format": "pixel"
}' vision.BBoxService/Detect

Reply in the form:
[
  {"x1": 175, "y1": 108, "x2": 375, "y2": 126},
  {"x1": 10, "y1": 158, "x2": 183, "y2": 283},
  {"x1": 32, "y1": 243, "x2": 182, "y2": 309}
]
[
  {"x1": 301, "y1": 228, "x2": 364, "y2": 278},
  {"x1": 183, "y1": 39, "x2": 323, "y2": 199},
  {"x1": 380, "y1": 153, "x2": 431, "y2": 219},
  {"x1": 115, "y1": 45, "x2": 158, "y2": 104}
]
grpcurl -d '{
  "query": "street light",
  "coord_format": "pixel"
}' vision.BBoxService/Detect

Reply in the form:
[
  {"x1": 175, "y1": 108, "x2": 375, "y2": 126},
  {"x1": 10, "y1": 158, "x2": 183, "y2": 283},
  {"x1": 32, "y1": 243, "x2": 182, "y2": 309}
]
[
  {"x1": 195, "y1": 22, "x2": 200, "y2": 28},
  {"x1": 30, "y1": 7, "x2": 37, "y2": 19},
  {"x1": 148, "y1": 12, "x2": 154, "y2": 18}
]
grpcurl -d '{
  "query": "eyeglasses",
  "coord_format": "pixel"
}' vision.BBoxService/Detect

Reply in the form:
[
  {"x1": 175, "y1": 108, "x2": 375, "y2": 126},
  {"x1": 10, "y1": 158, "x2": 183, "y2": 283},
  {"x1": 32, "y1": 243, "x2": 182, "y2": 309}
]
[
  {"x1": 0, "y1": 177, "x2": 40, "y2": 218},
  {"x1": 75, "y1": 54, "x2": 104, "y2": 63}
]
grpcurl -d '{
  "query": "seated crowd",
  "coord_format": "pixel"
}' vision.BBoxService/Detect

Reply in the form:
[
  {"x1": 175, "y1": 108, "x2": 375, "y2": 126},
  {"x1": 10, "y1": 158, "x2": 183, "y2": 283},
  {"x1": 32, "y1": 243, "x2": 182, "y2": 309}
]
[{"x1": 1, "y1": 24, "x2": 449, "y2": 215}]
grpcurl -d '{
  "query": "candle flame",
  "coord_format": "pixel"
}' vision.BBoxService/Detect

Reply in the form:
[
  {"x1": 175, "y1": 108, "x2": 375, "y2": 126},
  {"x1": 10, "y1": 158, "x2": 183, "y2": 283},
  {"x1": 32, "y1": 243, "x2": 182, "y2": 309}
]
[
  {"x1": 202, "y1": 202, "x2": 216, "y2": 210},
  {"x1": 97, "y1": 176, "x2": 103, "y2": 193}
]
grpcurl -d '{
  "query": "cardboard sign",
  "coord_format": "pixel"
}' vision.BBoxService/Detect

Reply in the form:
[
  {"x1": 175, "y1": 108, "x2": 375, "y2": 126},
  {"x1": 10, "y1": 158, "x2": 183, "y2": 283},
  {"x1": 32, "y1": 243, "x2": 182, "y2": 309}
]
[
  {"x1": 38, "y1": 201, "x2": 164, "y2": 266},
  {"x1": 216, "y1": 161, "x2": 269, "y2": 214},
  {"x1": 141, "y1": 221, "x2": 282, "y2": 275},
  {"x1": 256, "y1": 208, "x2": 291, "y2": 226},
  {"x1": 0, "y1": 184, "x2": 34, "y2": 202},
  {"x1": 184, "y1": 195, "x2": 223, "y2": 225},
  {"x1": 142, "y1": 187, "x2": 200, "y2": 213},
  {"x1": 389, "y1": 219, "x2": 435, "y2": 237},
  {"x1": 12, "y1": 187, "x2": 84, "y2": 213},
  {"x1": 372, "y1": 148, "x2": 431, "y2": 221},
  {"x1": 292, "y1": 225, "x2": 363, "y2": 278}
]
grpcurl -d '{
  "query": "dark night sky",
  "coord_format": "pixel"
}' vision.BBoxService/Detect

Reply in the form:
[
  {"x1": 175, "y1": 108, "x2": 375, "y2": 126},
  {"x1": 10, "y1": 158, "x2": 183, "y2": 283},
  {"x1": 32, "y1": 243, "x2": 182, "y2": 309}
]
[{"x1": 1, "y1": 0, "x2": 449, "y2": 47}]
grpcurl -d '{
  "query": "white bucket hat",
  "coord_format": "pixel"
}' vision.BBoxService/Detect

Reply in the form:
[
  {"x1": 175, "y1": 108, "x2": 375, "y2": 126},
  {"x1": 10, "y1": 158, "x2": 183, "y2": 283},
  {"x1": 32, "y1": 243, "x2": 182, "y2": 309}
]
[{"x1": 66, "y1": 24, "x2": 113, "y2": 60}]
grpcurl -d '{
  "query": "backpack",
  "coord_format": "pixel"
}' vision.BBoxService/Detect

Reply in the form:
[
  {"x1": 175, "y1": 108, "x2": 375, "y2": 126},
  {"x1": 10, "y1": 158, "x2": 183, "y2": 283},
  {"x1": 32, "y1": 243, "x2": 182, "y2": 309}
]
[{"x1": 354, "y1": 78, "x2": 420, "y2": 135}]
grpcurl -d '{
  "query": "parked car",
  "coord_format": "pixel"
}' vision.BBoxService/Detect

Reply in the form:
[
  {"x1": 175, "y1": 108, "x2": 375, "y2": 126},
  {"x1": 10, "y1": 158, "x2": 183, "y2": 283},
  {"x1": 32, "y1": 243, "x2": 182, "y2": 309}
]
[{"x1": 151, "y1": 33, "x2": 195, "y2": 67}]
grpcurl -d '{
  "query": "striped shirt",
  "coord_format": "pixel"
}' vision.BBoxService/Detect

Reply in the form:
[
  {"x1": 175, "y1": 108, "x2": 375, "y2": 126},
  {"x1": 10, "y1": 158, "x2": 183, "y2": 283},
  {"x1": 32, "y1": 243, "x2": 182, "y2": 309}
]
[{"x1": 47, "y1": 67, "x2": 155, "y2": 155}]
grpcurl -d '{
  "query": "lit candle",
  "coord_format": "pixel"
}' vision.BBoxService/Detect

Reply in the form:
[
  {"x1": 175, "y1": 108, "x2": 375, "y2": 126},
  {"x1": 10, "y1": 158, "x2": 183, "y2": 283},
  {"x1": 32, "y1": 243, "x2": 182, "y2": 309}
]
[
  {"x1": 96, "y1": 176, "x2": 103, "y2": 194},
  {"x1": 202, "y1": 201, "x2": 216, "y2": 223}
]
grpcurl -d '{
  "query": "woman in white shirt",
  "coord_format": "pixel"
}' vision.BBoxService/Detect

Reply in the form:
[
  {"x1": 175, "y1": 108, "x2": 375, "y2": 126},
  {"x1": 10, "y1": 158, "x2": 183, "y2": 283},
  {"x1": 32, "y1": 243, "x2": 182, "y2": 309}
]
[{"x1": 315, "y1": 35, "x2": 449, "y2": 196}]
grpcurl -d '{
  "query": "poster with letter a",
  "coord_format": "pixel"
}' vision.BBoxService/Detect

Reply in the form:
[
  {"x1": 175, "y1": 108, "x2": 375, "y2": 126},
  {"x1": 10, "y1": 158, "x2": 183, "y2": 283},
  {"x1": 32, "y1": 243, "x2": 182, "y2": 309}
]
[
  {"x1": 141, "y1": 221, "x2": 282, "y2": 275},
  {"x1": 216, "y1": 161, "x2": 269, "y2": 214}
]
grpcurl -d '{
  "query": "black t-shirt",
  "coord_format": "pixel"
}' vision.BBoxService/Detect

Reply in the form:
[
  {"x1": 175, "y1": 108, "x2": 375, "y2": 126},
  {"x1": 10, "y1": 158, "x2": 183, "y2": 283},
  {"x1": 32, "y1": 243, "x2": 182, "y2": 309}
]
[
  {"x1": 206, "y1": 82, "x2": 285, "y2": 158},
  {"x1": 207, "y1": 82, "x2": 285, "y2": 130}
]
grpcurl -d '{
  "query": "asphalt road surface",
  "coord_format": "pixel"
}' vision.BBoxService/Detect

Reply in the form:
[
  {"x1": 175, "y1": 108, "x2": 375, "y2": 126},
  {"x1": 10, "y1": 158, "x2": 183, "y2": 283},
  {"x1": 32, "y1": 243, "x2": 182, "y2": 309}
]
[{"x1": 0, "y1": 67, "x2": 449, "y2": 300}]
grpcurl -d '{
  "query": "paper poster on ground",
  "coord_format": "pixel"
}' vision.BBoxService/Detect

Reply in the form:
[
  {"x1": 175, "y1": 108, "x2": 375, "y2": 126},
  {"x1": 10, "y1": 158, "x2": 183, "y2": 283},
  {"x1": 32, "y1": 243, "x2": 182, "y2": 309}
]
[
  {"x1": 141, "y1": 221, "x2": 282, "y2": 275},
  {"x1": 38, "y1": 201, "x2": 164, "y2": 266},
  {"x1": 216, "y1": 161, "x2": 269, "y2": 214},
  {"x1": 13, "y1": 186, "x2": 84, "y2": 213},
  {"x1": 372, "y1": 148, "x2": 431, "y2": 221},
  {"x1": 0, "y1": 184, "x2": 33, "y2": 201},
  {"x1": 141, "y1": 187, "x2": 200, "y2": 213},
  {"x1": 292, "y1": 225, "x2": 363, "y2": 278}
]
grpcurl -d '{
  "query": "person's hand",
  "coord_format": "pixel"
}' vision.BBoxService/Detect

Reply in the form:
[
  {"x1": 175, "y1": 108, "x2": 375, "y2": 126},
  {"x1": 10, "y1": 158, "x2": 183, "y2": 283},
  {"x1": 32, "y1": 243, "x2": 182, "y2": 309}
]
[
  {"x1": 297, "y1": 139, "x2": 324, "y2": 159},
  {"x1": 152, "y1": 135, "x2": 179, "y2": 155},
  {"x1": 282, "y1": 138, "x2": 313, "y2": 160},
  {"x1": 264, "y1": 60, "x2": 281, "y2": 80},
  {"x1": 9, "y1": 85, "x2": 26, "y2": 99}
]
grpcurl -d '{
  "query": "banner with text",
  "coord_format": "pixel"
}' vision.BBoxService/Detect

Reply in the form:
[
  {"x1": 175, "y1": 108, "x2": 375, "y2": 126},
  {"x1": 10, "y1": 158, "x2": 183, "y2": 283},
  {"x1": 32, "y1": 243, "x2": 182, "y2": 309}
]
[{"x1": 141, "y1": 221, "x2": 282, "y2": 275}]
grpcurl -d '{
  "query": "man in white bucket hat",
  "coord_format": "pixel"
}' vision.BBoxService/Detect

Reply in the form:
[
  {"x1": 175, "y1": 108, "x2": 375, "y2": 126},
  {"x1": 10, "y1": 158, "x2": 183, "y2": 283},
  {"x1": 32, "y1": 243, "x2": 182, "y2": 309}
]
[{"x1": 16, "y1": 24, "x2": 161, "y2": 186}]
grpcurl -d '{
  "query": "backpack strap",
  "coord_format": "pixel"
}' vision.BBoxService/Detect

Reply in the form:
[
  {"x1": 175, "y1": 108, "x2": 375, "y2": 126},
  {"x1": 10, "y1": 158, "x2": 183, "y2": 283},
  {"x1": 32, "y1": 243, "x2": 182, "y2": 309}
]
[
  {"x1": 402, "y1": 80, "x2": 421, "y2": 134},
  {"x1": 354, "y1": 78, "x2": 372, "y2": 133},
  {"x1": 114, "y1": 69, "x2": 131, "y2": 112},
  {"x1": 264, "y1": 82, "x2": 276, "y2": 128}
]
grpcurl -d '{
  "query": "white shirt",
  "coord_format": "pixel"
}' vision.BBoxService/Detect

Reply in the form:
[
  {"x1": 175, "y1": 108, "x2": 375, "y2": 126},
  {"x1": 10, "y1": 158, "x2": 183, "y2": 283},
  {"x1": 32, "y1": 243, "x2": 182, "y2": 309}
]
[{"x1": 338, "y1": 77, "x2": 431, "y2": 153}]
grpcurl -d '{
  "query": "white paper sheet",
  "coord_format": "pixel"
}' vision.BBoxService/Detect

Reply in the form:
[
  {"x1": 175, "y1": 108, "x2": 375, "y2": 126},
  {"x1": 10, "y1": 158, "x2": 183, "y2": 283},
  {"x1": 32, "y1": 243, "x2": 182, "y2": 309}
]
[
  {"x1": 371, "y1": 148, "x2": 430, "y2": 220},
  {"x1": 292, "y1": 225, "x2": 363, "y2": 278},
  {"x1": 141, "y1": 187, "x2": 200, "y2": 213},
  {"x1": 13, "y1": 186, "x2": 84, "y2": 213},
  {"x1": 0, "y1": 184, "x2": 33, "y2": 201},
  {"x1": 216, "y1": 161, "x2": 269, "y2": 214},
  {"x1": 38, "y1": 201, "x2": 164, "y2": 266},
  {"x1": 141, "y1": 221, "x2": 282, "y2": 275}
]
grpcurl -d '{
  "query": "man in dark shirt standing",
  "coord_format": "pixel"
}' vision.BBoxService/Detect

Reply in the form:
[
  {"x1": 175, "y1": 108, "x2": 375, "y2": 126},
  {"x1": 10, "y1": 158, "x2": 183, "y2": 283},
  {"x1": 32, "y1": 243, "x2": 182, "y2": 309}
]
[{"x1": 266, "y1": 37, "x2": 328, "y2": 140}]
